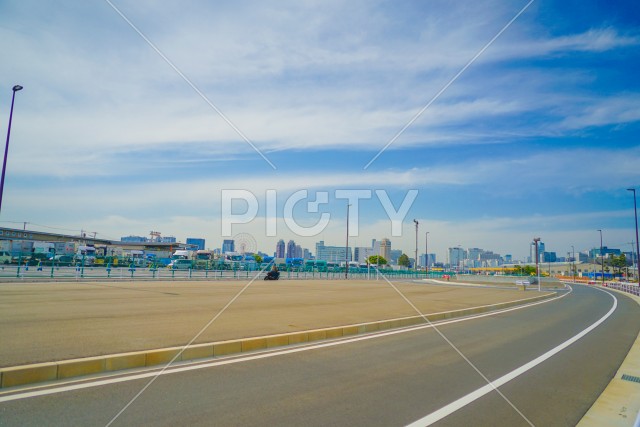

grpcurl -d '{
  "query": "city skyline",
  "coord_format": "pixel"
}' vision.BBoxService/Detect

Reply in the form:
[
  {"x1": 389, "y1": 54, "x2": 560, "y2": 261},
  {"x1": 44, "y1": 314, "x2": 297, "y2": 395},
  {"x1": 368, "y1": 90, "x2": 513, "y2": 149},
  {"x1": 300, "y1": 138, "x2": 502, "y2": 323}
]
[{"x1": 0, "y1": 1, "x2": 638, "y2": 261}]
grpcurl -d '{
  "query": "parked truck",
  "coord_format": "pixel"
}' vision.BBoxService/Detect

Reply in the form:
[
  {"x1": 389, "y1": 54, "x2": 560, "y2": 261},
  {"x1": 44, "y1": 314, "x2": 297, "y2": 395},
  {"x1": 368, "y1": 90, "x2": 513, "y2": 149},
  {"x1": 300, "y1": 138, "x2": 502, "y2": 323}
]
[{"x1": 75, "y1": 245, "x2": 96, "y2": 265}]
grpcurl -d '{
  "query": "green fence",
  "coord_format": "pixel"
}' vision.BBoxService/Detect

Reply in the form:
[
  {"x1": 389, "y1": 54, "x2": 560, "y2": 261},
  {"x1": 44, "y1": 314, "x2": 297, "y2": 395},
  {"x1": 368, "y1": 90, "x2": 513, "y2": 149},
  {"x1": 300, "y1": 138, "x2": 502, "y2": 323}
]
[{"x1": 0, "y1": 264, "x2": 451, "y2": 281}]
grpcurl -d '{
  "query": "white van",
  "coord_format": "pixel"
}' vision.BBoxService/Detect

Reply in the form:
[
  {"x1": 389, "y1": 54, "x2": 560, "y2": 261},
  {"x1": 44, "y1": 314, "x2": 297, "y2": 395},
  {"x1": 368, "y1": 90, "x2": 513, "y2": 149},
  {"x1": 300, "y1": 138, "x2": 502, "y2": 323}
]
[
  {"x1": 0, "y1": 251, "x2": 11, "y2": 264},
  {"x1": 168, "y1": 259, "x2": 193, "y2": 270}
]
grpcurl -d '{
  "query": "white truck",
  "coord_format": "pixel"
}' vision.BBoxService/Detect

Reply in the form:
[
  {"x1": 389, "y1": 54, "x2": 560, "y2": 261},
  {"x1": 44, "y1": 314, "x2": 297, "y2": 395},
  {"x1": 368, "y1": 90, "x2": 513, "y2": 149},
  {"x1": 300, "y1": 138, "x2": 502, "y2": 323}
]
[
  {"x1": 171, "y1": 250, "x2": 195, "y2": 260},
  {"x1": 76, "y1": 245, "x2": 96, "y2": 265},
  {"x1": 33, "y1": 242, "x2": 55, "y2": 255}
]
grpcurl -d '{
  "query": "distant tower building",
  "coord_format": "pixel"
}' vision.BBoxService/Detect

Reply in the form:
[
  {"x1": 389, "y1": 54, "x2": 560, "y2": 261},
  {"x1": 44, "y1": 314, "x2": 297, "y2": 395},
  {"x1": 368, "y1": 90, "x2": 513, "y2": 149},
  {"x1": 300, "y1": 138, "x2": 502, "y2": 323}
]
[
  {"x1": 186, "y1": 238, "x2": 205, "y2": 251},
  {"x1": 530, "y1": 241, "x2": 545, "y2": 263},
  {"x1": 303, "y1": 248, "x2": 311, "y2": 260},
  {"x1": 276, "y1": 239, "x2": 285, "y2": 258},
  {"x1": 294, "y1": 244, "x2": 303, "y2": 258},
  {"x1": 380, "y1": 238, "x2": 391, "y2": 263},
  {"x1": 355, "y1": 247, "x2": 373, "y2": 263},
  {"x1": 315, "y1": 240, "x2": 352, "y2": 262},
  {"x1": 449, "y1": 247, "x2": 466, "y2": 269},
  {"x1": 372, "y1": 239, "x2": 381, "y2": 258},
  {"x1": 286, "y1": 240, "x2": 296, "y2": 259},
  {"x1": 420, "y1": 253, "x2": 436, "y2": 267},
  {"x1": 390, "y1": 249, "x2": 402, "y2": 265},
  {"x1": 222, "y1": 239, "x2": 235, "y2": 253}
]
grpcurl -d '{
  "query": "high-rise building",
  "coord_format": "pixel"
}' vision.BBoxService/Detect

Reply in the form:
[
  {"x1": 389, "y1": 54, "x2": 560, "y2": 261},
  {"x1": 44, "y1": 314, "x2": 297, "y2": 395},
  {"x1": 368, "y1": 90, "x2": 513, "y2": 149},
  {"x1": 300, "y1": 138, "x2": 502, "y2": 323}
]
[
  {"x1": 379, "y1": 238, "x2": 391, "y2": 263},
  {"x1": 467, "y1": 248, "x2": 482, "y2": 261},
  {"x1": 315, "y1": 241, "x2": 352, "y2": 262},
  {"x1": 355, "y1": 247, "x2": 373, "y2": 263},
  {"x1": 420, "y1": 253, "x2": 436, "y2": 267},
  {"x1": 186, "y1": 238, "x2": 205, "y2": 251},
  {"x1": 160, "y1": 236, "x2": 176, "y2": 243},
  {"x1": 286, "y1": 240, "x2": 296, "y2": 259},
  {"x1": 589, "y1": 246, "x2": 621, "y2": 258},
  {"x1": 390, "y1": 249, "x2": 402, "y2": 265},
  {"x1": 303, "y1": 248, "x2": 312, "y2": 260},
  {"x1": 449, "y1": 247, "x2": 466, "y2": 269},
  {"x1": 295, "y1": 244, "x2": 303, "y2": 258},
  {"x1": 275, "y1": 239, "x2": 285, "y2": 258},
  {"x1": 531, "y1": 241, "x2": 546, "y2": 263},
  {"x1": 222, "y1": 239, "x2": 235, "y2": 253},
  {"x1": 371, "y1": 239, "x2": 381, "y2": 258}
]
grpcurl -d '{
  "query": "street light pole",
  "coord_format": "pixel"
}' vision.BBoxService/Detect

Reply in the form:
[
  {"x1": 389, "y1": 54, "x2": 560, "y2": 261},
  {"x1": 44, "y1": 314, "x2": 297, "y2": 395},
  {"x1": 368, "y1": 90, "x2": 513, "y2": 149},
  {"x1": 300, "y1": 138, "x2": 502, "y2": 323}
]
[
  {"x1": 533, "y1": 237, "x2": 540, "y2": 292},
  {"x1": 571, "y1": 245, "x2": 575, "y2": 283},
  {"x1": 425, "y1": 231, "x2": 430, "y2": 275},
  {"x1": 630, "y1": 242, "x2": 637, "y2": 283},
  {"x1": 345, "y1": 204, "x2": 350, "y2": 279},
  {"x1": 0, "y1": 85, "x2": 24, "y2": 214},
  {"x1": 628, "y1": 188, "x2": 640, "y2": 284},
  {"x1": 597, "y1": 229, "x2": 604, "y2": 285},
  {"x1": 413, "y1": 219, "x2": 419, "y2": 271}
]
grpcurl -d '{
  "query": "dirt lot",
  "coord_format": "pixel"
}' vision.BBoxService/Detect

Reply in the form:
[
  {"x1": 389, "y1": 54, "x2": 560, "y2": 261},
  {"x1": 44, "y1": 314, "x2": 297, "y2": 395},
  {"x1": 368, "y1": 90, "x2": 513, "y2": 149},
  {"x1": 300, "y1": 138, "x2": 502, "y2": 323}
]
[{"x1": 0, "y1": 279, "x2": 549, "y2": 366}]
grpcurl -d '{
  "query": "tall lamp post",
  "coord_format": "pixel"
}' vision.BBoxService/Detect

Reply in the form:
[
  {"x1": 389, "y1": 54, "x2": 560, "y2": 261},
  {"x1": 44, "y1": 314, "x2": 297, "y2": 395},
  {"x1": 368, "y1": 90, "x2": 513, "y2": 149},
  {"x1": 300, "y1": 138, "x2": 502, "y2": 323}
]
[
  {"x1": 345, "y1": 204, "x2": 350, "y2": 279},
  {"x1": 571, "y1": 245, "x2": 575, "y2": 283},
  {"x1": 533, "y1": 238, "x2": 540, "y2": 292},
  {"x1": 413, "y1": 219, "x2": 419, "y2": 271},
  {"x1": 0, "y1": 85, "x2": 24, "y2": 214},
  {"x1": 628, "y1": 188, "x2": 640, "y2": 284},
  {"x1": 597, "y1": 229, "x2": 604, "y2": 285},
  {"x1": 425, "y1": 231, "x2": 430, "y2": 275}
]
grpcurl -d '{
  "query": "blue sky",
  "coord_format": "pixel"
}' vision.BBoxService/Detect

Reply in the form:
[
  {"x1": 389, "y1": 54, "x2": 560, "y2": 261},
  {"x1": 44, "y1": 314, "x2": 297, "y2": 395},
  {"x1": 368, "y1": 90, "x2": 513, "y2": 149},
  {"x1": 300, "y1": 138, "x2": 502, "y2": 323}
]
[{"x1": 0, "y1": 0, "x2": 639, "y2": 261}]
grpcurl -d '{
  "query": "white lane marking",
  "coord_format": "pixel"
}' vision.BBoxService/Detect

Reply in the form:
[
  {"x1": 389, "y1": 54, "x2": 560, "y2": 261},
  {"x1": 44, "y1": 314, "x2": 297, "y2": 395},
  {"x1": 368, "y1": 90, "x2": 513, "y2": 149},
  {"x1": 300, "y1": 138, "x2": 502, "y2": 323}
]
[
  {"x1": 0, "y1": 289, "x2": 571, "y2": 403},
  {"x1": 406, "y1": 285, "x2": 617, "y2": 427}
]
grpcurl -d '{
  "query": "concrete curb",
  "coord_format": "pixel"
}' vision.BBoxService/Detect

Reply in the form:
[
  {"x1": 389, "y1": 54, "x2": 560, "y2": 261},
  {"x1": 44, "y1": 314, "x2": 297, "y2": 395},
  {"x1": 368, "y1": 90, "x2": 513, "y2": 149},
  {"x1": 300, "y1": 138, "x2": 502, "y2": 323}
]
[
  {"x1": 578, "y1": 285, "x2": 640, "y2": 427},
  {"x1": 0, "y1": 291, "x2": 555, "y2": 389}
]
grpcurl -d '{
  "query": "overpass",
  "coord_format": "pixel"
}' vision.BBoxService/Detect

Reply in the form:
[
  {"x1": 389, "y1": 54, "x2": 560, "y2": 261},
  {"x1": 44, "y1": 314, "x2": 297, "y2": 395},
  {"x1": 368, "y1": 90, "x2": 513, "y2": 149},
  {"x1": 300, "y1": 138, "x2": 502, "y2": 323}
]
[{"x1": 0, "y1": 227, "x2": 194, "y2": 252}]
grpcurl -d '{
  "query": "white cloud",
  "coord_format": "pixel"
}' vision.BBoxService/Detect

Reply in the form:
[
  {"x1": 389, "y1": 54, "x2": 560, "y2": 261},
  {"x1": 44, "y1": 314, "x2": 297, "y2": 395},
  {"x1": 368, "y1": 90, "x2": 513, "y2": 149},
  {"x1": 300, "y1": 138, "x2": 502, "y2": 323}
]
[{"x1": 1, "y1": 0, "x2": 638, "y2": 262}]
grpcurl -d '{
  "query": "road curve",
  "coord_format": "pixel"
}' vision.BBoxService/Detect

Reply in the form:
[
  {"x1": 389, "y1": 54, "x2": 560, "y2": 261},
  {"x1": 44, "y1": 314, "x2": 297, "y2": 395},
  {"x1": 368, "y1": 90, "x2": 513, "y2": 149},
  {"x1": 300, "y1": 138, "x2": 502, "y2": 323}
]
[{"x1": 0, "y1": 284, "x2": 638, "y2": 427}]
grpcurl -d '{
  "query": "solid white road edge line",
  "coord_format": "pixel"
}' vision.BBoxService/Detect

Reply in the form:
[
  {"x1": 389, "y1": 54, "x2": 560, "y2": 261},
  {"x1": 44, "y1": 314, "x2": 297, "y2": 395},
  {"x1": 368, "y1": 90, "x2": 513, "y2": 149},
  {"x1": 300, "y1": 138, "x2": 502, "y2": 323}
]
[
  {"x1": 405, "y1": 286, "x2": 617, "y2": 427},
  {"x1": 0, "y1": 288, "x2": 571, "y2": 403}
]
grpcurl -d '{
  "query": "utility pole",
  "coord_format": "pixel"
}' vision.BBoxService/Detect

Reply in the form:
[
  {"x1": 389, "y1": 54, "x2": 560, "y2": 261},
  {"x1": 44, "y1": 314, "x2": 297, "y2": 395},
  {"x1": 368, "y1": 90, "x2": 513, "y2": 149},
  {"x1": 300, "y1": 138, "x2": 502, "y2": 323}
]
[
  {"x1": 413, "y1": 219, "x2": 419, "y2": 271},
  {"x1": 345, "y1": 204, "x2": 350, "y2": 279},
  {"x1": 425, "y1": 231, "x2": 430, "y2": 275},
  {"x1": 628, "y1": 188, "x2": 640, "y2": 284},
  {"x1": 598, "y1": 229, "x2": 604, "y2": 285},
  {"x1": 533, "y1": 237, "x2": 541, "y2": 292},
  {"x1": 571, "y1": 245, "x2": 575, "y2": 283}
]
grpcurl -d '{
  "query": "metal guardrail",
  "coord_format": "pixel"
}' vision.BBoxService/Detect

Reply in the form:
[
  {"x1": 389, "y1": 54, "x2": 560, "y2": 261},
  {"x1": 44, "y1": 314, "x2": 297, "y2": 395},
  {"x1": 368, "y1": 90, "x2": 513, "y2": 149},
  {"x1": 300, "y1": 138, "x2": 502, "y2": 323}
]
[{"x1": 603, "y1": 281, "x2": 640, "y2": 297}]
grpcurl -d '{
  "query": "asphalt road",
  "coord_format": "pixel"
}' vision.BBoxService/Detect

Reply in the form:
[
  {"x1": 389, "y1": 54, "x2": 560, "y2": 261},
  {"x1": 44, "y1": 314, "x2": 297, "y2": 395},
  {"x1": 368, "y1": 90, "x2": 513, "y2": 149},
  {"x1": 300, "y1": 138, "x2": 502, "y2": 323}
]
[{"x1": 0, "y1": 284, "x2": 638, "y2": 427}]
